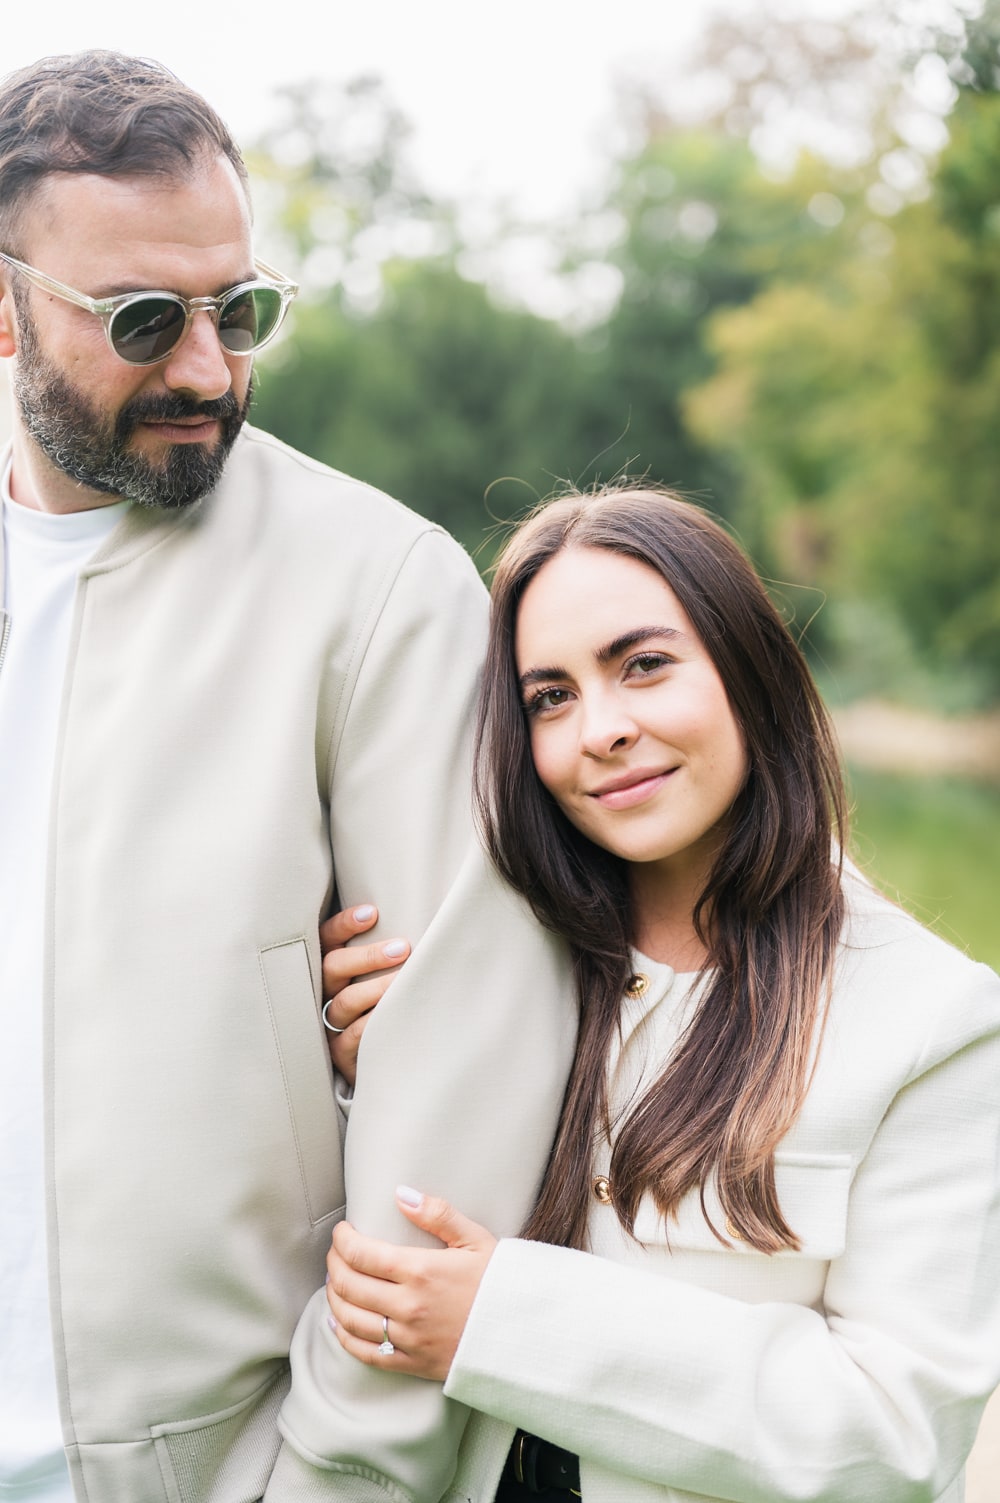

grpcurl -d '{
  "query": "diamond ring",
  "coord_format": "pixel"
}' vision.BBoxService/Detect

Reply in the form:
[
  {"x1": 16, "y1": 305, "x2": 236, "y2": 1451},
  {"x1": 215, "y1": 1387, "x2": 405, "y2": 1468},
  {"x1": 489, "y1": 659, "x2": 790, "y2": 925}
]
[{"x1": 378, "y1": 1314, "x2": 395, "y2": 1356}]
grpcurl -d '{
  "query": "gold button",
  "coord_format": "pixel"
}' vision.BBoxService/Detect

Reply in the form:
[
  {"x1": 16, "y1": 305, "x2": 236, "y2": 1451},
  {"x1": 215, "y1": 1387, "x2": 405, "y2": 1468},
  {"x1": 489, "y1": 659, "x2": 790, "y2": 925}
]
[
  {"x1": 725, "y1": 1217, "x2": 743, "y2": 1242},
  {"x1": 593, "y1": 1175, "x2": 612, "y2": 1204},
  {"x1": 625, "y1": 973, "x2": 649, "y2": 999}
]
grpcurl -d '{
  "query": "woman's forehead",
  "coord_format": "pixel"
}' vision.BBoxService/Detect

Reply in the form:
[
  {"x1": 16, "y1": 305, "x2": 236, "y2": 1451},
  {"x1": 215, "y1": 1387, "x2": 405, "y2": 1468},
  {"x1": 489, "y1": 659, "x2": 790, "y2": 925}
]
[{"x1": 514, "y1": 547, "x2": 696, "y2": 666}]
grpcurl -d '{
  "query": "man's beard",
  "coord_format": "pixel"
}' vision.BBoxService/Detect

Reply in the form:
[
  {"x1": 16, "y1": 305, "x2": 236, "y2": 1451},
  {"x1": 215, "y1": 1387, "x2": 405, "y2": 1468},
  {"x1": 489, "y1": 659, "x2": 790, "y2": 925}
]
[{"x1": 12, "y1": 298, "x2": 252, "y2": 511}]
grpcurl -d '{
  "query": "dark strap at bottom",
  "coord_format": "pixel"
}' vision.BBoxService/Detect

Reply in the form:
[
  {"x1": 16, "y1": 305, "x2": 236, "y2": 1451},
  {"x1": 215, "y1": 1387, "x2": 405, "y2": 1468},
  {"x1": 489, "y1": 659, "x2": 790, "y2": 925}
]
[{"x1": 494, "y1": 1431, "x2": 581, "y2": 1498}]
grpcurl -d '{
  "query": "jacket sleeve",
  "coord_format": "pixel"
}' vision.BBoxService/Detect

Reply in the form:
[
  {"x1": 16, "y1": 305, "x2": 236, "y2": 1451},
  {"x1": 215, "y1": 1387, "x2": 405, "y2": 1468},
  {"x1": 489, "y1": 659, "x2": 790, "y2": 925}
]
[
  {"x1": 443, "y1": 958, "x2": 1000, "y2": 1503},
  {"x1": 267, "y1": 527, "x2": 578, "y2": 1501}
]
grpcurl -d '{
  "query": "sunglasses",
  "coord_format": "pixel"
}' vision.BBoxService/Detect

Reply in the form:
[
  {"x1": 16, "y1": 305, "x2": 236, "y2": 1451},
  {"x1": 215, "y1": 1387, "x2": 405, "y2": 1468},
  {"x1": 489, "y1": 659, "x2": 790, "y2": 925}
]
[{"x1": 0, "y1": 252, "x2": 298, "y2": 366}]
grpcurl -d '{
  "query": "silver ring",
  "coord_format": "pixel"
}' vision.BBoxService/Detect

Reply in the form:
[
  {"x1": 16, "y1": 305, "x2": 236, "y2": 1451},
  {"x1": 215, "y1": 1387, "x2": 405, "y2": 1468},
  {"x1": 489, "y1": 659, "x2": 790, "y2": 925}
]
[
  {"x1": 378, "y1": 1314, "x2": 395, "y2": 1356},
  {"x1": 322, "y1": 999, "x2": 345, "y2": 1034}
]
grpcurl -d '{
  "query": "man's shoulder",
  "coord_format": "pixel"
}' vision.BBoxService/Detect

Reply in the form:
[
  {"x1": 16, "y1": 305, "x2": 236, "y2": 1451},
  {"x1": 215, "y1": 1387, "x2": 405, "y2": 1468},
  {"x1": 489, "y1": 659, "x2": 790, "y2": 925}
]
[
  {"x1": 203, "y1": 424, "x2": 487, "y2": 621},
  {"x1": 223, "y1": 425, "x2": 435, "y2": 543}
]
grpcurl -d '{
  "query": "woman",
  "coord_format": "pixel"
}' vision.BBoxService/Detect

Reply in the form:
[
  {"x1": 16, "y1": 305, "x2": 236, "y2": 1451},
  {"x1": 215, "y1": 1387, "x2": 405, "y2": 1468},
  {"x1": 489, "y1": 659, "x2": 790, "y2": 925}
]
[{"x1": 322, "y1": 486, "x2": 1000, "y2": 1502}]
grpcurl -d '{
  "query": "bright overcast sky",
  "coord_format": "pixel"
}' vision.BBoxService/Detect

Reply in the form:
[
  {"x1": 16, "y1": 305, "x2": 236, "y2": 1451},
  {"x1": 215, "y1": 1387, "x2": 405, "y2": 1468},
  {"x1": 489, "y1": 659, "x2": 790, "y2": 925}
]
[{"x1": 4, "y1": 0, "x2": 868, "y2": 219}]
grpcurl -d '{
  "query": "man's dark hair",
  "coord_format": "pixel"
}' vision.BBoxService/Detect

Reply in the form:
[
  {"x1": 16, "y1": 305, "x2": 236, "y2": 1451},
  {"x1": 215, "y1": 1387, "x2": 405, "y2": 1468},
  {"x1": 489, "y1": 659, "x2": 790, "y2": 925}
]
[{"x1": 0, "y1": 50, "x2": 249, "y2": 252}]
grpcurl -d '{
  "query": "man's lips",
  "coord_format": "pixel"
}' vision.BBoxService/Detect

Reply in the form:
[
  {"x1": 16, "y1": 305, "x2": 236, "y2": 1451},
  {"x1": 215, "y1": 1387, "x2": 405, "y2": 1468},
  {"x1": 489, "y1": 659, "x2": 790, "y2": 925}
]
[
  {"x1": 138, "y1": 416, "x2": 220, "y2": 443},
  {"x1": 588, "y1": 767, "x2": 676, "y2": 809}
]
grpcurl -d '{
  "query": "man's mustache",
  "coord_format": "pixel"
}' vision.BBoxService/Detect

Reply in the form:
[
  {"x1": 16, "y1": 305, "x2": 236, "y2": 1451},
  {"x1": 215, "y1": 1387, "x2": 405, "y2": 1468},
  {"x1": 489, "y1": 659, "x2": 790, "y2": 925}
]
[{"x1": 116, "y1": 390, "x2": 242, "y2": 438}]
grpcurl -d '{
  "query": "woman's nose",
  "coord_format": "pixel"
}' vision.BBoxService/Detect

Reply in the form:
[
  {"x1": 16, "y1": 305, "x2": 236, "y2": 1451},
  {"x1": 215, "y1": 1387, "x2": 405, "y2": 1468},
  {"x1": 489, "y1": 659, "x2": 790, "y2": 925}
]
[{"x1": 578, "y1": 692, "x2": 638, "y2": 758}]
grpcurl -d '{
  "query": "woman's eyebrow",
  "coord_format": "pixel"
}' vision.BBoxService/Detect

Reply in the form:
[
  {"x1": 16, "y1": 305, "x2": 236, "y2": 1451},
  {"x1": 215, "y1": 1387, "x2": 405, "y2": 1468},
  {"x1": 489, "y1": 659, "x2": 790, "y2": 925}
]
[
  {"x1": 518, "y1": 664, "x2": 565, "y2": 691},
  {"x1": 518, "y1": 627, "x2": 688, "y2": 691},
  {"x1": 595, "y1": 626, "x2": 687, "y2": 665}
]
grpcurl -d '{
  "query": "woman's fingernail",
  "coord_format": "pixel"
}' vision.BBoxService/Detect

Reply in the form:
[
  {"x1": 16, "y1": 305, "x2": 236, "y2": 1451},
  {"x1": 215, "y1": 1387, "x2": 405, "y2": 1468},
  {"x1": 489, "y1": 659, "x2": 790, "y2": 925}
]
[
  {"x1": 327, "y1": 1314, "x2": 337, "y2": 1332},
  {"x1": 397, "y1": 1184, "x2": 423, "y2": 1208},
  {"x1": 325, "y1": 1272, "x2": 330, "y2": 1285},
  {"x1": 384, "y1": 940, "x2": 408, "y2": 958},
  {"x1": 353, "y1": 905, "x2": 375, "y2": 923}
]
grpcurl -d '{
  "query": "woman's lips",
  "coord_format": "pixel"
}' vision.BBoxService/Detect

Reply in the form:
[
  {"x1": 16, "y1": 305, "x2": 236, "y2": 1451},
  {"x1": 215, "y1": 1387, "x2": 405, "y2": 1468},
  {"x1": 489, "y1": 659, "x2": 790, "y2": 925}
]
[{"x1": 589, "y1": 768, "x2": 676, "y2": 809}]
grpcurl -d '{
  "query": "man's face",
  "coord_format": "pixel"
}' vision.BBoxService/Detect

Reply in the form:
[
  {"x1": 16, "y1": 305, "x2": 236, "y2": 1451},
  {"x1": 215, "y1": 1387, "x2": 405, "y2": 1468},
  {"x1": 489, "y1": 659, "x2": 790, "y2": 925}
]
[{"x1": 6, "y1": 155, "x2": 256, "y2": 512}]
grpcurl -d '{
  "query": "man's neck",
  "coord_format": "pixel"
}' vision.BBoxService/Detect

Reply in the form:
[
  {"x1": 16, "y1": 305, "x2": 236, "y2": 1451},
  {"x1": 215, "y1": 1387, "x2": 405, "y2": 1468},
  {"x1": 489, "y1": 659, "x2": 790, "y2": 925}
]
[{"x1": 7, "y1": 422, "x2": 123, "y2": 516}]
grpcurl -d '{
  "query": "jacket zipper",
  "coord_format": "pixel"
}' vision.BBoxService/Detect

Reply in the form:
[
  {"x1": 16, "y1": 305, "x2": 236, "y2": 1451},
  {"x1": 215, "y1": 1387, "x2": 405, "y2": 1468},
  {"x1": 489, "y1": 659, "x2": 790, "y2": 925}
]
[{"x1": 0, "y1": 610, "x2": 10, "y2": 681}]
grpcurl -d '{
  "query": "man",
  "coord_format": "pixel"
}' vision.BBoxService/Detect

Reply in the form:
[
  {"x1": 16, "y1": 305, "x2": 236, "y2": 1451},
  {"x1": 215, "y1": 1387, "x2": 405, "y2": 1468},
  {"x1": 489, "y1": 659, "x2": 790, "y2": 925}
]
[{"x1": 0, "y1": 51, "x2": 575, "y2": 1503}]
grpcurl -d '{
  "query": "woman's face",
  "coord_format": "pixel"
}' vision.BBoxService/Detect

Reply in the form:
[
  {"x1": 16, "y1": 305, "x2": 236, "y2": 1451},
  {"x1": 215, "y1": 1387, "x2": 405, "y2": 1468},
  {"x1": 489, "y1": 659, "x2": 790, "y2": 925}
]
[{"x1": 514, "y1": 546, "x2": 748, "y2": 891}]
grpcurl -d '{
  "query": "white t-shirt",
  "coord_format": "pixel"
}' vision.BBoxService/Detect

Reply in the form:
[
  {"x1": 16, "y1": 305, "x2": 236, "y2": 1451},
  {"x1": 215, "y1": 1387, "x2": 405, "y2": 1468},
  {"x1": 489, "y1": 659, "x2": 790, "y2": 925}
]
[{"x1": 0, "y1": 473, "x2": 127, "y2": 1500}]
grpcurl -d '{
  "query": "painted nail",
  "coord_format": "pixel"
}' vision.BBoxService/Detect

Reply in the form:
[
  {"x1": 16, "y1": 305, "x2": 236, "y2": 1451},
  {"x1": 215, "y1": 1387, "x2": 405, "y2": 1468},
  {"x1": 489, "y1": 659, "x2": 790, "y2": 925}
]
[
  {"x1": 327, "y1": 1314, "x2": 337, "y2": 1332},
  {"x1": 397, "y1": 1185, "x2": 423, "y2": 1209},
  {"x1": 353, "y1": 905, "x2": 375, "y2": 923},
  {"x1": 384, "y1": 940, "x2": 408, "y2": 958}
]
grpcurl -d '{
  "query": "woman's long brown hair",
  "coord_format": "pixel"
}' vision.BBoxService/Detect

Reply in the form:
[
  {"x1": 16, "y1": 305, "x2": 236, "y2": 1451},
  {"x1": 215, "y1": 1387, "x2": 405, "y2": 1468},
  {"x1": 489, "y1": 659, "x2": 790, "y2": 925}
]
[{"x1": 474, "y1": 487, "x2": 847, "y2": 1253}]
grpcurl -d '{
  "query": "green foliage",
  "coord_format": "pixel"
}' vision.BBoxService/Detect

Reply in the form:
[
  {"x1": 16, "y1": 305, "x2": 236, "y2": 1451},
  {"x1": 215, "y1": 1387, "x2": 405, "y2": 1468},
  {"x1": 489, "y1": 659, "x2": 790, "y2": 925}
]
[
  {"x1": 685, "y1": 84, "x2": 1000, "y2": 698},
  {"x1": 246, "y1": 75, "x2": 448, "y2": 289},
  {"x1": 254, "y1": 261, "x2": 586, "y2": 553},
  {"x1": 944, "y1": 0, "x2": 1000, "y2": 93},
  {"x1": 849, "y1": 769, "x2": 1000, "y2": 971},
  {"x1": 573, "y1": 132, "x2": 836, "y2": 510}
]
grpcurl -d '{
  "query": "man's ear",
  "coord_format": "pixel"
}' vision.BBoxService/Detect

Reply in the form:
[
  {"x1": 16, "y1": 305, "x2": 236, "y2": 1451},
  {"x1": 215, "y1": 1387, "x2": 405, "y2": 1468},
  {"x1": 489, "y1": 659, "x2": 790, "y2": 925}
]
[{"x1": 0, "y1": 276, "x2": 19, "y2": 358}]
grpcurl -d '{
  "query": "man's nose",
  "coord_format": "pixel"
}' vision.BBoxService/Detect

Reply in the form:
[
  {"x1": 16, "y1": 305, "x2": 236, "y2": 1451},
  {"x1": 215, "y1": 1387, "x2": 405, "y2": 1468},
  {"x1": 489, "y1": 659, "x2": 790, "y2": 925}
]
[{"x1": 160, "y1": 310, "x2": 234, "y2": 401}]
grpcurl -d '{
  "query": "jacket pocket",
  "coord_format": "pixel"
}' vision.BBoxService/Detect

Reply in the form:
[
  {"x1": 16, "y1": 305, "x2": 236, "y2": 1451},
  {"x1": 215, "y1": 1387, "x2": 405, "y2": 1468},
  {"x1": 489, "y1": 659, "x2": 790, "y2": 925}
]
[
  {"x1": 153, "y1": 1366, "x2": 289, "y2": 1503},
  {"x1": 259, "y1": 938, "x2": 346, "y2": 1225},
  {"x1": 633, "y1": 1151, "x2": 853, "y2": 1259}
]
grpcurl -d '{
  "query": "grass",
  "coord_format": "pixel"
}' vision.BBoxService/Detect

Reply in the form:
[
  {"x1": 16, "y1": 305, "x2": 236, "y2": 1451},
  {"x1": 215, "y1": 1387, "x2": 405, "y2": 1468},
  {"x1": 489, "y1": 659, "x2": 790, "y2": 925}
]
[{"x1": 846, "y1": 768, "x2": 1000, "y2": 973}]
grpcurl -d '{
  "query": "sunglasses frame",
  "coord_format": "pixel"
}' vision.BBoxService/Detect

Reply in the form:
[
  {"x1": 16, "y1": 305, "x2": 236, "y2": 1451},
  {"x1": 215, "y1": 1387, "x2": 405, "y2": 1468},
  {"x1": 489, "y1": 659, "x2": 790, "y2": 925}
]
[{"x1": 0, "y1": 251, "x2": 298, "y2": 365}]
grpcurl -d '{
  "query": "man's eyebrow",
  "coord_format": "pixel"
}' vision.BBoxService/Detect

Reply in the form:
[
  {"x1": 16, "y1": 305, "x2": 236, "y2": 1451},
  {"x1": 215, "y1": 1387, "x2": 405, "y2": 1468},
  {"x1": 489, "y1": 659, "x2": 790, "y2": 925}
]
[
  {"x1": 518, "y1": 627, "x2": 688, "y2": 691},
  {"x1": 89, "y1": 280, "x2": 153, "y2": 298},
  {"x1": 90, "y1": 271, "x2": 257, "y2": 299}
]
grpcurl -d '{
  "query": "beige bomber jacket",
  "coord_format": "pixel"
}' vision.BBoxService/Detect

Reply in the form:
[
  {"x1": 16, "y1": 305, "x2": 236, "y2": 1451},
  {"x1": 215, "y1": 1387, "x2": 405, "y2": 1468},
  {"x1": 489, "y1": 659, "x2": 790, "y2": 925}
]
[{"x1": 1, "y1": 427, "x2": 576, "y2": 1503}]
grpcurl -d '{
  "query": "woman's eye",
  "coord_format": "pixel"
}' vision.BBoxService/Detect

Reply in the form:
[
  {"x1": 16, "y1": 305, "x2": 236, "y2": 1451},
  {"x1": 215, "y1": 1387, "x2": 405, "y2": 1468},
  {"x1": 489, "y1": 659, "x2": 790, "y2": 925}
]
[
  {"x1": 524, "y1": 687, "x2": 571, "y2": 716},
  {"x1": 627, "y1": 652, "x2": 670, "y2": 677}
]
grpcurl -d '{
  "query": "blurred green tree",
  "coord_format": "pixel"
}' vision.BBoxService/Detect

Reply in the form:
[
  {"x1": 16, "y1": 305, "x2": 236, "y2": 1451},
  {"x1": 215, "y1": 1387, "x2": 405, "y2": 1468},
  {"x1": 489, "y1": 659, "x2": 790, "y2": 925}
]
[
  {"x1": 686, "y1": 73, "x2": 1000, "y2": 701},
  {"x1": 246, "y1": 74, "x2": 452, "y2": 298},
  {"x1": 577, "y1": 125, "x2": 871, "y2": 522},
  {"x1": 560, "y1": 0, "x2": 940, "y2": 517},
  {"x1": 255, "y1": 259, "x2": 586, "y2": 553},
  {"x1": 249, "y1": 77, "x2": 590, "y2": 552}
]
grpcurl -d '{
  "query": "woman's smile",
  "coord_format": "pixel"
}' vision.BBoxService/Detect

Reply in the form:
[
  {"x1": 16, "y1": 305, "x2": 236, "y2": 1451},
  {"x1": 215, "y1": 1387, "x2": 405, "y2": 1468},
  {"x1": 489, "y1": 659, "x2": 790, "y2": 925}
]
[{"x1": 586, "y1": 765, "x2": 677, "y2": 808}]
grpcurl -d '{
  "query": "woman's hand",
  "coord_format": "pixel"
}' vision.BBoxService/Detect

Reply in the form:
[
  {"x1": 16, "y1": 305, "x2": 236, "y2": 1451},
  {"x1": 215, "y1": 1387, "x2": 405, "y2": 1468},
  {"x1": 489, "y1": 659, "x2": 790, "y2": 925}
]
[
  {"x1": 326, "y1": 1187, "x2": 497, "y2": 1381},
  {"x1": 320, "y1": 904, "x2": 410, "y2": 1085}
]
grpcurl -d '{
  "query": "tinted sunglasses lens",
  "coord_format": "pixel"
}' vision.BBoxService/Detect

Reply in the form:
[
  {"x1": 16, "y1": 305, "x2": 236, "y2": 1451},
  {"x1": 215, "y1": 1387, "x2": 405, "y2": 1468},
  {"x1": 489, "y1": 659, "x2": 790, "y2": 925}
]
[
  {"x1": 218, "y1": 286, "x2": 284, "y2": 353},
  {"x1": 109, "y1": 297, "x2": 186, "y2": 364}
]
